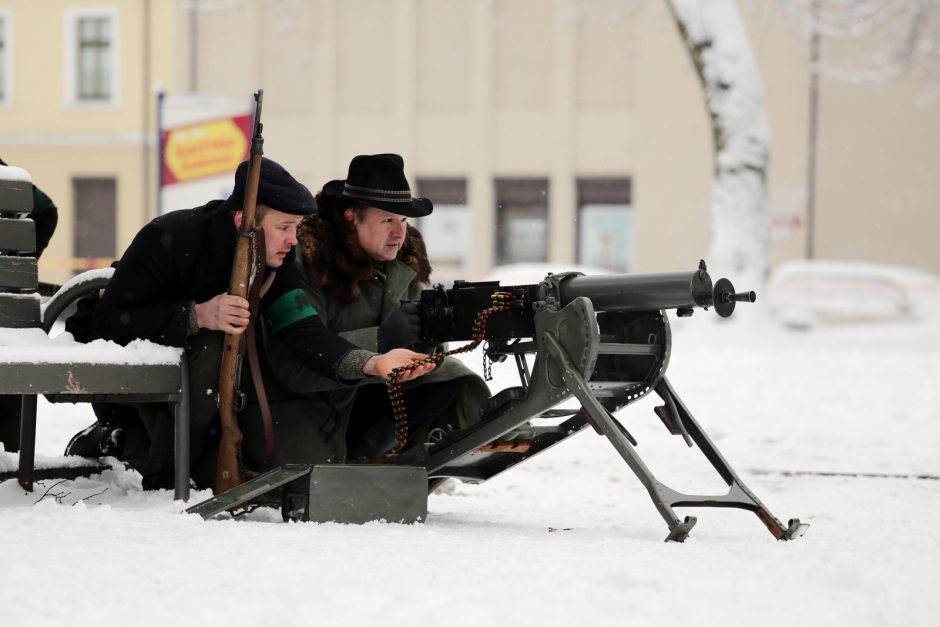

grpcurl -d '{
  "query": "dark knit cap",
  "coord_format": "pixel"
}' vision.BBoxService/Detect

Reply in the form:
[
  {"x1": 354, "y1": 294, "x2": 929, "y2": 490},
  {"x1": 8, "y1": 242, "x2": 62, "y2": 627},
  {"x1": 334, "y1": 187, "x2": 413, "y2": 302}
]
[{"x1": 230, "y1": 157, "x2": 317, "y2": 215}]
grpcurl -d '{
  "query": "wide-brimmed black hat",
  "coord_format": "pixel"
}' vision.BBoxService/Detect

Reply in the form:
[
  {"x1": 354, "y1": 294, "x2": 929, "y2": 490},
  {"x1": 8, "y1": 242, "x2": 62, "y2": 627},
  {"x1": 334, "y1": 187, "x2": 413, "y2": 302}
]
[
  {"x1": 322, "y1": 154, "x2": 432, "y2": 218},
  {"x1": 230, "y1": 157, "x2": 317, "y2": 216}
]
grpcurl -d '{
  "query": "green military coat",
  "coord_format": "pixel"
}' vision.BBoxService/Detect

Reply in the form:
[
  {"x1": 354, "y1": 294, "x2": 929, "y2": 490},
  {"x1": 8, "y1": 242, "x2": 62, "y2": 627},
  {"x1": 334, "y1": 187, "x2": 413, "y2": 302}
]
[{"x1": 240, "y1": 257, "x2": 491, "y2": 467}]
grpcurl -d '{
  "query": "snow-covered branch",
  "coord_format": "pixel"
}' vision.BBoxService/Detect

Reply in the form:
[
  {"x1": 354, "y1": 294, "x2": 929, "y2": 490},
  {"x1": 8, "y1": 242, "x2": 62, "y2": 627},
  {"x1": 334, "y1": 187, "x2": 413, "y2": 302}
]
[{"x1": 784, "y1": 0, "x2": 940, "y2": 87}]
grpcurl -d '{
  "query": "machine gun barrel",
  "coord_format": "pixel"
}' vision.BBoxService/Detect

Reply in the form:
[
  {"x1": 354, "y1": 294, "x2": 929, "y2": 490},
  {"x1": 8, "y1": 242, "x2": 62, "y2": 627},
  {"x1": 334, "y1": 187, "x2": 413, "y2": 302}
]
[{"x1": 556, "y1": 271, "x2": 713, "y2": 312}]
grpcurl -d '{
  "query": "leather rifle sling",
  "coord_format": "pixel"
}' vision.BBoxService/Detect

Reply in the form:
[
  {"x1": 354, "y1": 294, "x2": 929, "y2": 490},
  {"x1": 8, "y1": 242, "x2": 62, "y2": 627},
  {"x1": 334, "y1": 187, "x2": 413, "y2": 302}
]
[{"x1": 245, "y1": 226, "x2": 276, "y2": 469}]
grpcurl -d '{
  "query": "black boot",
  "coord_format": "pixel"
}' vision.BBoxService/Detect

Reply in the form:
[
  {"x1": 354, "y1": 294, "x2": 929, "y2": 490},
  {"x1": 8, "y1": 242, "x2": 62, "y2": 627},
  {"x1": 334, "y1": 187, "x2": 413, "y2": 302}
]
[
  {"x1": 64, "y1": 421, "x2": 119, "y2": 458},
  {"x1": 346, "y1": 417, "x2": 397, "y2": 460}
]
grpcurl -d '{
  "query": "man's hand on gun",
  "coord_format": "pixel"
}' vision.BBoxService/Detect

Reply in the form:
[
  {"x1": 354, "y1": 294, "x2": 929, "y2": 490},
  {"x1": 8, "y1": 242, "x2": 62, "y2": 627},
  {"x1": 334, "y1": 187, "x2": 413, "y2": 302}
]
[
  {"x1": 364, "y1": 348, "x2": 435, "y2": 381},
  {"x1": 196, "y1": 293, "x2": 251, "y2": 335}
]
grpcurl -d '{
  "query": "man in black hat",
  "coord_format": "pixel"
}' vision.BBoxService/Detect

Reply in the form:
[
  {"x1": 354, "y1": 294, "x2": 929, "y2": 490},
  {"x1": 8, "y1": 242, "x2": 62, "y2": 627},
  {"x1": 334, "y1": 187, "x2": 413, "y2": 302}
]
[
  {"x1": 65, "y1": 157, "x2": 434, "y2": 489},
  {"x1": 266, "y1": 154, "x2": 492, "y2": 461}
]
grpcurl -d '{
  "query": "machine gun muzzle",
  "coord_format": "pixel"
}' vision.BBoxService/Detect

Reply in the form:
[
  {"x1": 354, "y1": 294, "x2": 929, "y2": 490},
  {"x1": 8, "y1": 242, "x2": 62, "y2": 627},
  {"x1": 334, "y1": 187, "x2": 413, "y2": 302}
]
[{"x1": 712, "y1": 277, "x2": 757, "y2": 317}]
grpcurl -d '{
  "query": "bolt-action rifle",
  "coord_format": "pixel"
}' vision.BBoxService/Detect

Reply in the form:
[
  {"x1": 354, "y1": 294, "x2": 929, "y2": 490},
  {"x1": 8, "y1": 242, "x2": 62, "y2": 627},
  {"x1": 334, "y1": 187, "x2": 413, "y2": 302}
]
[
  {"x1": 405, "y1": 261, "x2": 808, "y2": 542},
  {"x1": 215, "y1": 90, "x2": 264, "y2": 494}
]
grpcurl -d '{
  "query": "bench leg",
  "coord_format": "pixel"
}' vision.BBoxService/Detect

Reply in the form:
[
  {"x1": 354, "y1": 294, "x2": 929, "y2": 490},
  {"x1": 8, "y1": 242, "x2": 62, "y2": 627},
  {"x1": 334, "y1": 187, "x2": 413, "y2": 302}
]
[
  {"x1": 174, "y1": 360, "x2": 191, "y2": 502},
  {"x1": 17, "y1": 395, "x2": 37, "y2": 492}
]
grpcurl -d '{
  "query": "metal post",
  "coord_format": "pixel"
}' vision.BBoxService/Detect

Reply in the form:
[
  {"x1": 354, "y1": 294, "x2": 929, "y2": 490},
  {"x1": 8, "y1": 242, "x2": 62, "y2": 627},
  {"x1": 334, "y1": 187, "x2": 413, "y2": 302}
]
[
  {"x1": 174, "y1": 357, "x2": 191, "y2": 501},
  {"x1": 142, "y1": 0, "x2": 152, "y2": 225},
  {"x1": 156, "y1": 89, "x2": 164, "y2": 217},
  {"x1": 16, "y1": 395, "x2": 37, "y2": 491},
  {"x1": 806, "y1": 0, "x2": 821, "y2": 259}
]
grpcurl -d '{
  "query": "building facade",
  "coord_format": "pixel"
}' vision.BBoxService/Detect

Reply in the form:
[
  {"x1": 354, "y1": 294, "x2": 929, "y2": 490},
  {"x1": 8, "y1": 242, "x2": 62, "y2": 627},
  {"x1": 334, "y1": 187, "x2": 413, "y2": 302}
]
[
  {"x1": 0, "y1": 0, "x2": 174, "y2": 284},
  {"x1": 176, "y1": 0, "x2": 940, "y2": 281},
  {"x1": 2, "y1": 0, "x2": 938, "y2": 285}
]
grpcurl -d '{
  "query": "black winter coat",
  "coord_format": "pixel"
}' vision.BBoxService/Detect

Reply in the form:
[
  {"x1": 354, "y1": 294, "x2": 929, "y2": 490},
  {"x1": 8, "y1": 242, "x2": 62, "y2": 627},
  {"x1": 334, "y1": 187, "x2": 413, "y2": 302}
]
[
  {"x1": 92, "y1": 200, "x2": 355, "y2": 379},
  {"x1": 30, "y1": 185, "x2": 58, "y2": 258}
]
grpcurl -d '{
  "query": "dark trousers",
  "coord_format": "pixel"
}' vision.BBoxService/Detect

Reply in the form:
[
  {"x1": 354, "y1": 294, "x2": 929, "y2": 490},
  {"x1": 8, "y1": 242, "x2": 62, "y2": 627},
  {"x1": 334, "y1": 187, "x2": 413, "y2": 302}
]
[
  {"x1": 89, "y1": 330, "x2": 226, "y2": 490},
  {"x1": 0, "y1": 395, "x2": 21, "y2": 452},
  {"x1": 345, "y1": 380, "x2": 461, "y2": 457}
]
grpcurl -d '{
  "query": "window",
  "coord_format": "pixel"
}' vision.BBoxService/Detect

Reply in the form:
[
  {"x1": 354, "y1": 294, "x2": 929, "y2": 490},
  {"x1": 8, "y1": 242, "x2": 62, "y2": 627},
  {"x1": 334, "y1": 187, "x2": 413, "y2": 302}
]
[
  {"x1": 77, "y1": 16, "x2": 111, "y2": 100},
  {"x1": 73, "y1": 178, "x2": 116, "y2": 270},
  {"x1": 65, "y1": 8, "x2": 119, "y2": 106},
  {"x1": 416, "y1": 178, "x2": 469, "y2": 278},
  {"x1": 0, "y1": 11, "x2": 10, "y2": 105},
  {"x1": 496, "y1": 178, "x2": 549, "y2": 266},
  {"x1": 577, "y1": 178, "x2": 633, "y2": 272}
]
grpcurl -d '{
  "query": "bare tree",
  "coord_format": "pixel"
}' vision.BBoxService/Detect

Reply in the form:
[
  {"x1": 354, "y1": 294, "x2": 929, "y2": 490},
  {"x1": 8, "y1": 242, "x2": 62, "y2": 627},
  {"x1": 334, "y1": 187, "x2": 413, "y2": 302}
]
[
  {"x1": 791, "y1": 0, "x2": 940, "y2": 95},
  {"x1": 666, "y1": 0, "x2": 771, "y2": 288}
]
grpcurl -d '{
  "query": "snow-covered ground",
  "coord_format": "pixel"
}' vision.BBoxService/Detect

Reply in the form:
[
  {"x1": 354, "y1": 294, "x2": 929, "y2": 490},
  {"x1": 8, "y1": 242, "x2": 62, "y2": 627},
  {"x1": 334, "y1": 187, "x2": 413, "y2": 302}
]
[{"x1": 2, "y1": 305, "x2": 939, "y2": 626}]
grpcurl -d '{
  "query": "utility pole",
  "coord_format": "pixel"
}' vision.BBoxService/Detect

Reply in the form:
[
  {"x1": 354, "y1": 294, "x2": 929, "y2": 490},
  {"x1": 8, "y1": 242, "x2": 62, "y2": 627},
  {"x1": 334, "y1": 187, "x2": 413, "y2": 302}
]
[
  {"x1": 805, "y1": 0, "x2": 821, "y2": 259},
  {"x1": 189, "y1": 0, "x2": 199, "y2": 93}
]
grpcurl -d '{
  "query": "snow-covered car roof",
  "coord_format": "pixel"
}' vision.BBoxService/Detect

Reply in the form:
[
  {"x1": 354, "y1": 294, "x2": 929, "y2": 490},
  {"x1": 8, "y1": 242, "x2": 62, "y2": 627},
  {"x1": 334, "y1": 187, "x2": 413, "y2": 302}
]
[
  {"x1": 481, "y1": 263, "x2": 614, "y2": 285},
  {"x1": 767, "y1": 259, "x2": 940, "y2": 329}
]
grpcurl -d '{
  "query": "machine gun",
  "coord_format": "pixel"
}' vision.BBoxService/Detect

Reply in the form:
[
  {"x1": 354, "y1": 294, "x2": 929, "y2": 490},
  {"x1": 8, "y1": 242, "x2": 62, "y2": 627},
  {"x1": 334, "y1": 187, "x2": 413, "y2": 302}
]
[
  {"x1": 403, "y1": 260, "x2": 806, "y2": 542},
  {"x1": 189, "y1": 260, "x2": 806, "y2": 542}
]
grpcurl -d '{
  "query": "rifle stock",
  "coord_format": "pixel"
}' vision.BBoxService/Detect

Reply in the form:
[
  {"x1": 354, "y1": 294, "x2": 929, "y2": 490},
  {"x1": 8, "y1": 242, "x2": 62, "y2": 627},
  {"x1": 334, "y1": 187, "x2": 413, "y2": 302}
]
[{"x1": 216, "y1": 89, "x2": 264, "y2": 494}]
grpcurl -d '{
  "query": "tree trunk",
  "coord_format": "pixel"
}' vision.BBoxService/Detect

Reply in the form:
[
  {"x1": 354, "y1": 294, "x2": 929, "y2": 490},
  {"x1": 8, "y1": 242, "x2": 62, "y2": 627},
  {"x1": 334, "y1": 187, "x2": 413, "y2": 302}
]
[{"x1": 666, "y1": 0, "x2": 771, "y2": 289}]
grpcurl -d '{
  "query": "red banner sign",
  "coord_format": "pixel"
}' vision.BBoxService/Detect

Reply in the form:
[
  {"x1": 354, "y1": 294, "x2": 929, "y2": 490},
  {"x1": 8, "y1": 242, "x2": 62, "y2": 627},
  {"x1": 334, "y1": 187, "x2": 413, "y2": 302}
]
[{"x1": 160, "y1": 114, "x2": 251, "y2": 186}]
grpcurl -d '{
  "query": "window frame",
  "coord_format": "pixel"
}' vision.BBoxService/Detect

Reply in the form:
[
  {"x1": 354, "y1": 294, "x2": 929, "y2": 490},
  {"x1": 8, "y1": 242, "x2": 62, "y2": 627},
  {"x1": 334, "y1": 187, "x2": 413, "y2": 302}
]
[
  {"x1": 64, "y1": 6, "x2": 121, "y2": 108},
  {"x1": 0, "y1": 9, "x2": 13, "y2": 108}
]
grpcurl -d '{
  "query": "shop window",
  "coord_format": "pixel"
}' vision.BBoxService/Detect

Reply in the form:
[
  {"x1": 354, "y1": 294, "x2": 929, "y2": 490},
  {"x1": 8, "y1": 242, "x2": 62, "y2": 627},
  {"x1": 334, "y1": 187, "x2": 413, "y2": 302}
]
[
  {"x1": 577, "y1": 177, "x2": 632, "y2": 272},
  {"x1": 496, "y1": 178, "x2": 549, "y2": 266},
  {"x1": 416, "y1": 178, "x2": 470, "y2": 277}
]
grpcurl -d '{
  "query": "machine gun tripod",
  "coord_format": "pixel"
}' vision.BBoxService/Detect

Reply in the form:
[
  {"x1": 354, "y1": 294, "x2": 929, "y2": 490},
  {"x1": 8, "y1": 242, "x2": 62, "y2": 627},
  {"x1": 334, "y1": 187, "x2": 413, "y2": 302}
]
[{"x1": 402, "y1": 261, "x2": 807, "y2": 542}]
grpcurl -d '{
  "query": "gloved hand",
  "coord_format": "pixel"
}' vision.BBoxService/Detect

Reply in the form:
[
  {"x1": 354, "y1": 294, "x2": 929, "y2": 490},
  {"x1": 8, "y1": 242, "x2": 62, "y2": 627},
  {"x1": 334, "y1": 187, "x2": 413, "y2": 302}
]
[{"x1": 378, "y1": 303, "x2": 424, "y2": 352}]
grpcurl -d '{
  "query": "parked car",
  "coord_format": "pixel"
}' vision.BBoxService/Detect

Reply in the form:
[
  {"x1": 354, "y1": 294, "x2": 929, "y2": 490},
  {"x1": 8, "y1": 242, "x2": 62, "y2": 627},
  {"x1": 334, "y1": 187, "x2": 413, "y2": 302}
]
[{"x1": 766, "y1": 260, "x2": 940, "y2": 329}]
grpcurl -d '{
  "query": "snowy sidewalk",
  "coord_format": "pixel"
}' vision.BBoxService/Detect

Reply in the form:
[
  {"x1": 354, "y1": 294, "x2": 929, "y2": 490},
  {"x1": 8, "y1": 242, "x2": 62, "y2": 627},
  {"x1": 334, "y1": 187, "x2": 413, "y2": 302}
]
[{"x1": 1, "y1": 314, "x2": 938, "y2": 627}]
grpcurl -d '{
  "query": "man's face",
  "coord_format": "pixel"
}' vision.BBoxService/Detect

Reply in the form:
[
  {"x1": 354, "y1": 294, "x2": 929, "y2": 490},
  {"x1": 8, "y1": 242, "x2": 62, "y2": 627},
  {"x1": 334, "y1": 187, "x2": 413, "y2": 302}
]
[
  {"x1": 259, "y1": 207, "x2": 303, "y2": 267},
  {"x1": 346, "y1": 206, "x2": 408, "y2": 262},
  {"x1": 236, "y1": 206, "x2": 303, "y2": 268}
]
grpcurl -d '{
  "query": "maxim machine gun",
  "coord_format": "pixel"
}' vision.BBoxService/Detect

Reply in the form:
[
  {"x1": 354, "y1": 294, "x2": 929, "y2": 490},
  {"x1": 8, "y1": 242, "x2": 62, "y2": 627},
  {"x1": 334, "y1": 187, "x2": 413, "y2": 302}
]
[
  {"x1": 190, "y1": 260, "x2": 806, "y2": 543},
  {"x1": 404, "y1": 261, "x2": 807, "y2": 542}
]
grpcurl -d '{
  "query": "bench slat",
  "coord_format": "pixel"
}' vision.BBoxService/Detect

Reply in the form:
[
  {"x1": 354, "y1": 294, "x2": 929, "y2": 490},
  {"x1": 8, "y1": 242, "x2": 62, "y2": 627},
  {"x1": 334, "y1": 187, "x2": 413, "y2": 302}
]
[
  {"x1": 0, "y1": 218, "x2": 36, "y2": 254},
  {"x1": 0, "y1": 181, "x2": 33, "y2": 214},
  {"x1": 0, "y1": 294, "x2": 40, "y2": 327},
  {"x1": 0, "y1": 363, "x2": 182, "y2": 395},
  {"x1": 0, "y1": 257, "x2": 39, "y2": 290}
]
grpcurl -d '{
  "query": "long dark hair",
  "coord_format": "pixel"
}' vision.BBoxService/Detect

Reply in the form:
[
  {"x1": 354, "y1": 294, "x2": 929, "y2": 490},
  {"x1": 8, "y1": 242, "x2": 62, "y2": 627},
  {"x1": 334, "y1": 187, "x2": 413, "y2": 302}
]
[{"x1": 299, "y1": 192, "x2": 432, "y2": 305}]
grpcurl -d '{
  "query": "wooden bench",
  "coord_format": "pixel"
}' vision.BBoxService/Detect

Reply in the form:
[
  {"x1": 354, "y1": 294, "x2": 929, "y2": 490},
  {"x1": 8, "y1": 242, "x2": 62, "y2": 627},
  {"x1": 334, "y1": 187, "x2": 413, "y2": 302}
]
[{"x1": 0, "y1": 166, "x2": 192, "y2": 501}]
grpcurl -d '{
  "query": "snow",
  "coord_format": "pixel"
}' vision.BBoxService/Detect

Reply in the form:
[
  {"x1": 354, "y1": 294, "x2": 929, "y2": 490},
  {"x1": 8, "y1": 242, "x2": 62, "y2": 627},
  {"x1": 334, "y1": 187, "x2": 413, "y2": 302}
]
[
  {"x1": 39, "y1": 267, "x2": 114, "y2": 318},
  {"x1": 0, "y1": 164, "x2": 32, "y2": 183},
  {"x1": 2, "y1": 307, "x2": 939, "y2": 626},
  {"x1": 0, "y1": 328, "x2": 181, "y2": 365}
]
